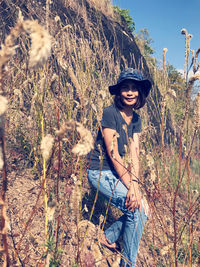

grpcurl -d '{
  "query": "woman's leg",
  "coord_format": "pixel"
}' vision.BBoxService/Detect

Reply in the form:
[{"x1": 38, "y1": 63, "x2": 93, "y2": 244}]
[
  {"x1": 88, "y1": 169, "x2": 147, "y2": 266},
  {"x1": 121, "y1": 208, "x2": 147, "y2": 266},
  {"x1": 88, "y1": 169, "x2": 125, "y2": 243},
  {"x1": 104, "y1": 214, "x2": 125, "y2": 244}
]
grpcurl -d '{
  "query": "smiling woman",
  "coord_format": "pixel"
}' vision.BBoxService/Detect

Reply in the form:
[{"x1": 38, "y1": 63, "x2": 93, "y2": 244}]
[
  {"x1": 120, "y1": 81, "x2": 139, "y2": 105},
  {"x1": 113, "y1": 70, "x2": 150, "y2": 112},
  {"x1": 87, "y1": 68, "x2": 152, "y2": 266}
]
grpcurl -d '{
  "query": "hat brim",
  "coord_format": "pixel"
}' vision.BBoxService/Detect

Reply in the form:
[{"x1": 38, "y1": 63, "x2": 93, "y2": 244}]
[{"x1": 109, "y1": 78, "x2": 152, "y2": 97}]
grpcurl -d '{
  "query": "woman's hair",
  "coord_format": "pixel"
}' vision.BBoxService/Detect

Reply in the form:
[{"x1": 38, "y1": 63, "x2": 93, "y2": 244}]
[{"x1": 114, "y1": 86, "x2": 146, "y2": 110}]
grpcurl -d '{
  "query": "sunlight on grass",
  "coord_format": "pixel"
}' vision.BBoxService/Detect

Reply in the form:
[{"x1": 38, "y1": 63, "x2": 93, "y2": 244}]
[{"x1": 0, "y1": 0, "x2": 199, "y2": 266}]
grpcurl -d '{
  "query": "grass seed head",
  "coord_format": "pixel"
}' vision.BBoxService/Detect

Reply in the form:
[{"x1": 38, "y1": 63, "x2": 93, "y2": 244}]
[
  {"x1": 72, "y1": 123, "x2": 94, "y2": 156},
  {"x1": 0, "y1": 22, "x2": 22, "y2": 72},
  {"x1": 0, "y1": 19, "x2": 51, "y2": 73},
  {"x1": 188, "y1": 34, "x2": 193, "y2": 40},
  {"x1": 23, "y1": 20, "x2": 51, "y2": 68},
  {"x1": 0, "y1": 96, "x2": 8, "y2": 116},
  {"x1": 56, "y1": 120, "x2": 76, "y2": 139},
  {"x1": 181, "y1": 28, "x2": 187, "y2": 35},
  {"x1": 40, "y1": 134, "x2": 54, "y2": 161},
  {"x1": 167, "y1": 88, "x2": 176, "y2": 98},
  {"x1": 47, "y1": 200, "x2": 56, "y2": 222},
  {"x1": 54, "y1": 16, "x2": 61, "y2": 23}
]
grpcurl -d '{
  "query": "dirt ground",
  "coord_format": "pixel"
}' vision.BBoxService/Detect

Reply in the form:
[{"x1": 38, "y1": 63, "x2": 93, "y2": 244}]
[
  {"x1": 5, "y1": 167, "x2": 123, "y2": 266},
  {"x1": 4, "y1": 165, "x2": 154, "y2": 266},
  {"x1": 2, "y1": 159, "x2": 199, "y2": 266}
]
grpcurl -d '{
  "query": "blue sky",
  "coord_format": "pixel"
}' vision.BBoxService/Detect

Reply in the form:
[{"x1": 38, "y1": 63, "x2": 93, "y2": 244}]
[{"x1": 112, "y1": 0, "x2": 200, "y2": 71}]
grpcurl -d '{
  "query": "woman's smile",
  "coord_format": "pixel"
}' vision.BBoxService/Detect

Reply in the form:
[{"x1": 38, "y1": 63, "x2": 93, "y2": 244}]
[
  {"x1": 124, "y1": 96, "x2": 137, "y2": 101},
  {"x1": 120, "y1": 81, "x2": 139, "y2": 106}
]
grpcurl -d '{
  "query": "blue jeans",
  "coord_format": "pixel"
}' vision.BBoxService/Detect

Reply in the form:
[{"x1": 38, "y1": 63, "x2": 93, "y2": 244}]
[{"x1": 88, "y1": 169, "x2": 147, "y2": 267}]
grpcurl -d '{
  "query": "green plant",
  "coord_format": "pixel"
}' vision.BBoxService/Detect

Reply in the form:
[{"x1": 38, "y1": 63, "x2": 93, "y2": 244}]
[
  {"x1": 177, "y1": 242, "x2": 200, "y2": 264},
  {"x1": 135, "y1": 28, "x2": 154, "y2": 58},
  {"x1": 113, "y1": 6, "x2": 135, "y2": 32},
  {"x1": 49, "y1": 248, "x2": 63, "y2": 267}
]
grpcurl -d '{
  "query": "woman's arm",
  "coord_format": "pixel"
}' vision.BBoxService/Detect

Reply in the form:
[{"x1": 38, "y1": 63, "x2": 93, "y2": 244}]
[
  {"x1": 103, "y1": 128, "x2": 142, "y2": 211},
  {"x1": 129, "y1": 132, "x2": 140, "y2": 181},
  {"x1": 126, "y1": 133, "x2": 142, "y2": 211},
  {"x1": 102, "y1": 127, "x2": 132, "y2": 188}
]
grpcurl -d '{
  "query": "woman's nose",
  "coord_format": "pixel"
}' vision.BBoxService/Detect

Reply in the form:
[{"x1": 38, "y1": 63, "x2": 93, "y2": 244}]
[{"x1": 127, "y1": 88, "x2": 134, "y2": 94}]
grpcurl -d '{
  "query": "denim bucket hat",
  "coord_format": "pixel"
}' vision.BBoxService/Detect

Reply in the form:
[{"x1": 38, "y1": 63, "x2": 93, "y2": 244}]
[{"x1": 109, "y1": 68, "x2": 152, "y2": 97}]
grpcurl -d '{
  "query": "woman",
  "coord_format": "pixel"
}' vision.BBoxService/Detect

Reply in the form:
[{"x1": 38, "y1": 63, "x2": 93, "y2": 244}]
[{"x1": 88, "y1": 68, "x2": 152, "y2": 266}]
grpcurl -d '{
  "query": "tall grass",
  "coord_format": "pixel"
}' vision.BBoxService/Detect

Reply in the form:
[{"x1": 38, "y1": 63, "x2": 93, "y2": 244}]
[
  {"x1": 0, "y1": 0, "x2": 199, "y2": 266},
  {"x1": 137, "y1": 32, "x2": 200, "y2": 267}
]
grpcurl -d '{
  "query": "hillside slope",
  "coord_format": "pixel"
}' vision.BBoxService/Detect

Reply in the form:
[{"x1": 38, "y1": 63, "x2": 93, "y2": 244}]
[
  {"x1": 2, "y1": 1, "x2": 195, "y2": 267},
  {"x1": 0, "y1": 0, "x2": 151, "y2": 76}
]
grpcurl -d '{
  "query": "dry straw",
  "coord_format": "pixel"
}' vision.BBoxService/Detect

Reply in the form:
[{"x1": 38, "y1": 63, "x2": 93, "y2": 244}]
[
  {"x1": 0, "y1": 146, "x2": 3, "y2": 170},
  {"x1": 0, "y1": 96, "x2": 7, "y2": 171},
  {"x1": 193, "y1": 48, "x2": 200, "y2": 73},
  {"x1": 163, "y1": 48, "x2": 168, "y2": 72},
  {"x1": 67, "y1": 67, "x2": 82, "y2": 99},
  {"x1": 181, "y1": 28, "x2": 193, "y2": 82},
  {"x1": 91, "y1": 243, "x2": 102, "y2": 267},
  {"x1": 110, "y1": 131, "x2": 120, "y2": 159},
  {"x1": 0, "y1": 198, "x2": 9, "y2": 235},
  {"x1": 70, "y1": 180, "x2": 81, "y2": 221},
  {"x1": 181, "y1": 28, "x2": 188, "y2": 81},
  {"x1": 194, "y1": 92, "x2": 200, "y2": 128},
  {"x1": 146, "y1": 153, "x2": 157, "y2": 184},
  {"x1": 13, "y1": 89, "x2": 24, "y2": 108}
]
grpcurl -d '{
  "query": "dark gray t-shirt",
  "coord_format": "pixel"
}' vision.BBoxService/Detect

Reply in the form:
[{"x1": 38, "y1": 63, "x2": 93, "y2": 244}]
[{"x1": 89, "y1": 104, "x2": 141, "y2": 170}]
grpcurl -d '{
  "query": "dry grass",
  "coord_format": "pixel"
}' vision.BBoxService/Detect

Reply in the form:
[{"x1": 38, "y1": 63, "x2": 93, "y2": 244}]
[
  {"x1": 0, "y1": 1, "x2": 199, "y2": 266},
  {"x1": 63, "y1": 0, "x2": 114, "y2": 17}
]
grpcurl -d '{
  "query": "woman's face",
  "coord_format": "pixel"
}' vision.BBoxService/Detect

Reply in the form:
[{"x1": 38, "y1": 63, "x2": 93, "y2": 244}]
[{"x1": 120, "y1": 80, "x2": 139, "y2": 107}]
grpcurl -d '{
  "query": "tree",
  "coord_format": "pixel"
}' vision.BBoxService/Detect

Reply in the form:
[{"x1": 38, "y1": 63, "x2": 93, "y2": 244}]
[
  {"x1": 168, "y1": 64, "x2": 185, "y2": 89},
  {"x1": 113, "y1": 6, "x2": 135, "y2": 32},
  {"x1": 167, "y1": 64, "x2": 186, "y2": 122},
  {"x1": 135, "y1": 28, "x2": 154, "y2": 57}
]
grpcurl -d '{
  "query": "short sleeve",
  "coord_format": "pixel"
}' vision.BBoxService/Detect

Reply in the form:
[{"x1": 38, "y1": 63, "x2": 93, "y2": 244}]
[
  {"x1": 132, "y1": 112, "x2": 142, "y2": 134},
  {"x1": 101, "y1": 107, "x2": 117, "y2": 130}
]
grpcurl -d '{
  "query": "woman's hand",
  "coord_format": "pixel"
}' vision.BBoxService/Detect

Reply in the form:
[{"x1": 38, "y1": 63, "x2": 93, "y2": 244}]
[{"x1": 125, "y1": 184, "x2": 142, "y2": 212}]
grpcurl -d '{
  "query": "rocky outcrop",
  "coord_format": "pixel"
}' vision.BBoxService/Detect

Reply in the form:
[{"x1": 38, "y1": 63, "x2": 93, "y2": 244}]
[
  {"x1": 0, "y1": 0, "x2": 171, "y2": 142},
  {"x1": 0, "y1": 0, "x2": 151, "y2": 79}
]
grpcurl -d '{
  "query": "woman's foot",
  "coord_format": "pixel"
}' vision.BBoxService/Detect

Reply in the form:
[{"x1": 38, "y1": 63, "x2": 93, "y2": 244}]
[{"x1": 99, "y1": 233, "x2": 117, "y2": 249}]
